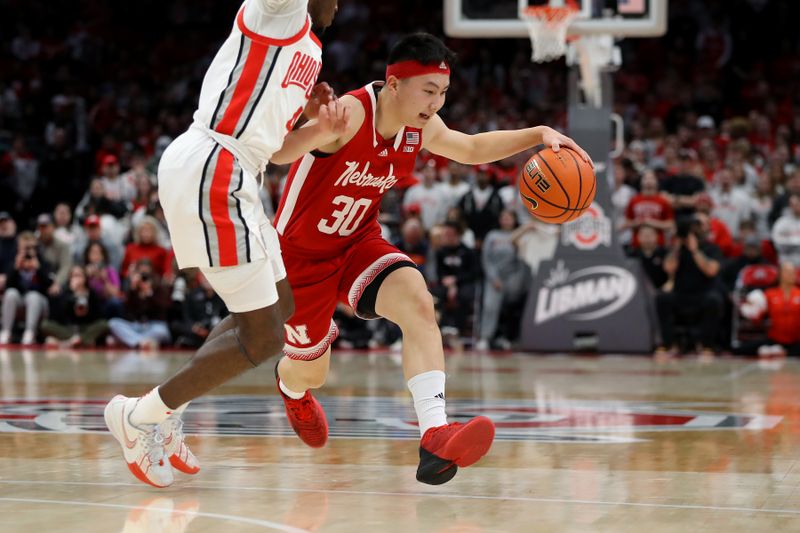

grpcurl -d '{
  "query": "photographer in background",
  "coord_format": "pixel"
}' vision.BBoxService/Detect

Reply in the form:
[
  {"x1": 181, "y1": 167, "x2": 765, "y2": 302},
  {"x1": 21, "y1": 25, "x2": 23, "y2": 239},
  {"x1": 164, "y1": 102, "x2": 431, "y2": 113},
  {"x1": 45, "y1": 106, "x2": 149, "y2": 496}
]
[
  {"x1": 0, "y1": 232, "x2": 51, "y2": 344},
  {"x1": 661, "y1": 149, "x2": 706, "y2": 219},
  {"x1": 41, "y1": 265, "x2": 108, "y2": 347},
  {"x1": 108, "y1": 258, "x2": 171, "y2": 349},
  {"x1": 656, "y1": 213, "x2": 723, "y2": 355}
]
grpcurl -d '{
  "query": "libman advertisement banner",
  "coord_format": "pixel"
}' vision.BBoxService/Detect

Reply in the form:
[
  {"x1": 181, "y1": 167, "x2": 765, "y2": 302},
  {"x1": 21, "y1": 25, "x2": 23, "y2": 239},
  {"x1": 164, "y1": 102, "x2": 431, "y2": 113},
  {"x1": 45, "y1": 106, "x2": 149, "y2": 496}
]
[
  {"x1": 533, "y1": 262, "x2": 636, "y2": 325},
  {"x1": 521, "y1": 256, "x2": 654, "y2": 353}
]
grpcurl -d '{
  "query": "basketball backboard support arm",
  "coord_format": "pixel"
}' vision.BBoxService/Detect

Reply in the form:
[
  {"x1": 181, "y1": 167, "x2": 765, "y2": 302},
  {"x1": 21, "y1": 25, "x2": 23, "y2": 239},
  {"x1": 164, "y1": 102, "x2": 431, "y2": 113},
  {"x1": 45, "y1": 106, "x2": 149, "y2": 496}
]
[{"x1": 567, "y1": 34, "x2": 621, "y2": 108}]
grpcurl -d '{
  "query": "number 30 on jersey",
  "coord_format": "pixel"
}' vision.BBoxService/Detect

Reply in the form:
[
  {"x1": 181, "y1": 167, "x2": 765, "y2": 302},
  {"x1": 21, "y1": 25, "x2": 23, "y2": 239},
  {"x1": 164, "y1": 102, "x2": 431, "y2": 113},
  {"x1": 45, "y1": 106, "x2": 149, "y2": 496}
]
[{"x1": 317, "y1": 195, "x2": 373, "y2": 237}]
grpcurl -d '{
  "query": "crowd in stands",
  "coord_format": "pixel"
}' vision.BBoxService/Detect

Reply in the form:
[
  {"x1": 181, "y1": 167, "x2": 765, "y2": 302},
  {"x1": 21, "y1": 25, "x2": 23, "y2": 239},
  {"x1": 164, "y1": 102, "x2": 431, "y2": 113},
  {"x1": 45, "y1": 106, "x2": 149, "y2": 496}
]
[{"x1": 1, "y1": 0, "x2": 799, "y2": 353}]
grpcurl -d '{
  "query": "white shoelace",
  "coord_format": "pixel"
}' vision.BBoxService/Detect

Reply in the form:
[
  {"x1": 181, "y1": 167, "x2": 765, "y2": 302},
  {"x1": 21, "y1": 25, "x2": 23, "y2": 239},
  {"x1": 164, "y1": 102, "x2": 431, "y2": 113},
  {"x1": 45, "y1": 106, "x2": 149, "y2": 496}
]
[
  {"x1": 162, "y1": 416, "x2": 184, "y2": 446},
  {"x1": 140, "y1": 424, "x2": 166, "y2": 464}
]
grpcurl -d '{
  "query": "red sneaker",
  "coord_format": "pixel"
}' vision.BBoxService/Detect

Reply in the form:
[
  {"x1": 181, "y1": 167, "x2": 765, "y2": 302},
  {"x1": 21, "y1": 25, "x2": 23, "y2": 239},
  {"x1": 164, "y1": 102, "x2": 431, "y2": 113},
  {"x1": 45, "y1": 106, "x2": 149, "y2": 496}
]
[
  {"x1": 276, "y1": 365, "x2": 328, "y2": 448},
  {"x1": 417, "y1": 416, "x2": 495, "y2": 485}
]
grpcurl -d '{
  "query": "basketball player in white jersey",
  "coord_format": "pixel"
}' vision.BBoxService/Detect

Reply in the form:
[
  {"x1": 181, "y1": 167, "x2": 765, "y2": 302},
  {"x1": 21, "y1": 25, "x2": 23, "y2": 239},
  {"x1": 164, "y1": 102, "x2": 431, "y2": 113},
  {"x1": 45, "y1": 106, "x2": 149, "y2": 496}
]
[
  {"x1": 267, "y1": 34, "x2": 591, "y2": 484},
  {"x1": 103, "y1": 0, "x2": 340, "y2": 488}
]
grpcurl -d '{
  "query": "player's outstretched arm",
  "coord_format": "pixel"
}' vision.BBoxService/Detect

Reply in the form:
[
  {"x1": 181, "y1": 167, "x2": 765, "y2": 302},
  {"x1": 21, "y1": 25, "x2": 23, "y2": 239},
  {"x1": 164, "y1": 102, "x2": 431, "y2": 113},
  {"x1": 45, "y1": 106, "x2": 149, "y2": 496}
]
[
  {"x1": 271, "y1": 98, "x2": 353, "y2": 165},
  {"x1": 422, "y1": 115, "x2": 593, "y2": 166}
]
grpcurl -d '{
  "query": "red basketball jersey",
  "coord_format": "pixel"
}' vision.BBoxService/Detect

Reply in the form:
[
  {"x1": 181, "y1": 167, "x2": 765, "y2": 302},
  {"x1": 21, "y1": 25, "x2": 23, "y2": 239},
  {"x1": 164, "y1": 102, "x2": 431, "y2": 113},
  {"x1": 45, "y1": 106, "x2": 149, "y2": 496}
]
[{"x1": 275, "y1": 82, "x2": 422, "y2": 258}]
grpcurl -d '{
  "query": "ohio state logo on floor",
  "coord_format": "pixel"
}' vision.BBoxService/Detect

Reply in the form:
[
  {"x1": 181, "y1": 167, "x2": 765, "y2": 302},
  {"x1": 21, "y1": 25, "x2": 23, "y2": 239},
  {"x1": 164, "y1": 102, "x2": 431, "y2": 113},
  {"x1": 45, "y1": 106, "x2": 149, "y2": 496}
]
[{"x1": 0, "y1": 397, "x2": 781, "y2": 444}]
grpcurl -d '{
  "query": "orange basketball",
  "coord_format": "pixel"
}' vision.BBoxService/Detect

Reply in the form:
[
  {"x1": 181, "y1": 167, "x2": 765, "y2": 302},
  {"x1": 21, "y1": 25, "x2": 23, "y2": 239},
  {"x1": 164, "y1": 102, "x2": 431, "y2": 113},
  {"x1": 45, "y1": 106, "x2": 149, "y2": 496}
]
[{"x1": 518, "y1": 145, "x2": 596, "y2": 224}]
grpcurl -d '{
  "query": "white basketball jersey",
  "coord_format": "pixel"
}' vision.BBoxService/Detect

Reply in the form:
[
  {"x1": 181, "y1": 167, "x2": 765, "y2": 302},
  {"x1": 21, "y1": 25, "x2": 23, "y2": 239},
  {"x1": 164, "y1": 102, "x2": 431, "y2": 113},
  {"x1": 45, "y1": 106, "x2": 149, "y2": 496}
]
[{"x1": 192, "y1": 0, "x2": 322, "y2": 175}]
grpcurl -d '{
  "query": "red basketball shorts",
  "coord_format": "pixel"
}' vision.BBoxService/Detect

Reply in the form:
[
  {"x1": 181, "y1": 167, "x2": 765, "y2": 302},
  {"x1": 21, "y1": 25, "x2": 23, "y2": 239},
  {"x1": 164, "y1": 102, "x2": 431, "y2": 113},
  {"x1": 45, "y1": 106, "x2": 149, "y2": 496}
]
[{"x1": 281, "y1": 236, "x2": 411, "y2": 361}]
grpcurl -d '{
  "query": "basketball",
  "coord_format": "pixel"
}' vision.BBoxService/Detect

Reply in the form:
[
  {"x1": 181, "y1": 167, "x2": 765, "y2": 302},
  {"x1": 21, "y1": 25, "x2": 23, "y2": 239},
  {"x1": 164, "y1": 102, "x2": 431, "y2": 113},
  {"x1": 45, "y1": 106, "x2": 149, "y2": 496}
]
[{"x1": 518, "y1": 145, "x2": 596, "y2": 224}]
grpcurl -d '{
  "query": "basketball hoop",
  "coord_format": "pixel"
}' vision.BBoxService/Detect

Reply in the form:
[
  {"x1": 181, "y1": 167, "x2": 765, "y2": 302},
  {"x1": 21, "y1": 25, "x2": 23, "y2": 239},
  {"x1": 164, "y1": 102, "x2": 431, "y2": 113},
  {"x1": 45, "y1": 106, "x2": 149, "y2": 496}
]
[{"x1": 522, "y1": 4, "x2": 580, "y2": 62}]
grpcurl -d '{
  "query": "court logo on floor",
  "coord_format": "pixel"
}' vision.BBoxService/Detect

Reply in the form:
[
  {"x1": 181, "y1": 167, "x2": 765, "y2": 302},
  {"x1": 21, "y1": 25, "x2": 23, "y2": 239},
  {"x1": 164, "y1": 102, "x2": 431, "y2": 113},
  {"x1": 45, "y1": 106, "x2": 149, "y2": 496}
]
[{"x1": 0, "y1": 397, "x2": 782, "y2": 443}]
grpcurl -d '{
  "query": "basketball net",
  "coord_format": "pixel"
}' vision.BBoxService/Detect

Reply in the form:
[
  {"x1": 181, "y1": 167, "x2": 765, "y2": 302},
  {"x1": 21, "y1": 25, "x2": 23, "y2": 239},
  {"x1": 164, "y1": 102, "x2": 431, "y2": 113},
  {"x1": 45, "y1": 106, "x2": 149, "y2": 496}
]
[
  {"x1": 523, "y1": 3, "x2": 619, "y2": 108},
  {"x1": 522, "y1": 5, "x2": 580, "y2": 63}
]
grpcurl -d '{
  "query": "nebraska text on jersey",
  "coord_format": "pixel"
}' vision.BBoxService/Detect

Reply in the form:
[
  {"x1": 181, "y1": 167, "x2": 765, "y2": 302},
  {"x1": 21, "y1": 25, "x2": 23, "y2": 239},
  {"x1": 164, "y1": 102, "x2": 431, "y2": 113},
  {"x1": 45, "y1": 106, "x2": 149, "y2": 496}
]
[
  {"x1": 274, "y1": 82, "x2": 422, "y2": 258},
  {"x1": 335, "y1": 161, "x2": 399, "y2": 193}
]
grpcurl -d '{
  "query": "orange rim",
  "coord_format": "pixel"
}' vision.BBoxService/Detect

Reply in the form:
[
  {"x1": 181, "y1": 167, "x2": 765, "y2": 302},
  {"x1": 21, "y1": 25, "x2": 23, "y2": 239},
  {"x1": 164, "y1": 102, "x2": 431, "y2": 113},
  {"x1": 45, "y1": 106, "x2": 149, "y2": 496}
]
[
  {"x1": 522, "y1": 5, "x2": 579, "y2": 24},
  {"x1": 522, "y1": 5, "x2": 581, "y2": 42}
]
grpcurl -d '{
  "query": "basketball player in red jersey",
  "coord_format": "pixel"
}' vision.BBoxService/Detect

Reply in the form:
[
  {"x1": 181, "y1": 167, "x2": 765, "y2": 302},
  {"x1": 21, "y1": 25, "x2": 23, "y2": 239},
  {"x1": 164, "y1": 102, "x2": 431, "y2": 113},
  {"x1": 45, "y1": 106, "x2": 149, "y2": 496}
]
[
  {"x1": 266, "y1": 33, "x2": 592, "y2": 485},
  {"x1": 102, "y1": 0, "x2": 339, "y2": 488}
]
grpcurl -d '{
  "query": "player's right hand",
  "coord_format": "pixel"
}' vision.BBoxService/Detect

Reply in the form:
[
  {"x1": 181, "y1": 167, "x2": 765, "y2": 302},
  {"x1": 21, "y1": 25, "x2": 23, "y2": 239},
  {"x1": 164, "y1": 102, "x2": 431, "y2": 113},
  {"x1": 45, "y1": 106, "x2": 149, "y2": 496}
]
[{"x1": 317, "y1": 98, "x2": 350, "y2": 138}]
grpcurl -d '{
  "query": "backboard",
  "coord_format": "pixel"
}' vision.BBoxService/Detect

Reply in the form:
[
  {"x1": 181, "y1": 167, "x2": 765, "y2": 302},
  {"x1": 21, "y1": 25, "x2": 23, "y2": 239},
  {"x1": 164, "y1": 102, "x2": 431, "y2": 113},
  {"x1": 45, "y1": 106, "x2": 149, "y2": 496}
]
[{"x1": 444, "y1": 0, "x2": 667, "y2": 39}]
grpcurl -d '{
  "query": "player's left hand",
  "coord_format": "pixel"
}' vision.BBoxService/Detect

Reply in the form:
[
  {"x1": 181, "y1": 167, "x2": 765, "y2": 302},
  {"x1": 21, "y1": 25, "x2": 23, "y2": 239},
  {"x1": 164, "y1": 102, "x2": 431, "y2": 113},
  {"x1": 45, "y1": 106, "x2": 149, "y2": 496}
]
[
  {"x1": 317, "y1": 98, "x2": 350, "y2": 138},
  {"x1": 539, "y1": 126, "x2": 594, "y2": 167},
  {"x1": 303, "y1": 82, "x2": 335, "y2": 120}
]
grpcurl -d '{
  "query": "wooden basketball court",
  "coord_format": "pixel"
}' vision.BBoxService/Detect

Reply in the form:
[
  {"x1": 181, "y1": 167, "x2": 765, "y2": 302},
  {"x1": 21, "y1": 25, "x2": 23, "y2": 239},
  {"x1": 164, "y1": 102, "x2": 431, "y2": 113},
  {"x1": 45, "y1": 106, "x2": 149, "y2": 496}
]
[{"x1": 0, "y1": 347, "x2": 798, "y2": 531}]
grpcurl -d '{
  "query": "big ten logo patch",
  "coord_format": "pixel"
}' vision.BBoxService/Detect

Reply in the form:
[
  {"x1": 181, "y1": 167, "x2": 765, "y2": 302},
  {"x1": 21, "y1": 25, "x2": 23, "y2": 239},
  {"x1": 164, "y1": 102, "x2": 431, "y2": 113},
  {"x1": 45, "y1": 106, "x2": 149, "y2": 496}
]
[
  {"x1": 525, "y1": 159, "x2": 550, "y2": 193},
  {"x1": 281, "y1": 51, "x2": 322, "y2": 98}
]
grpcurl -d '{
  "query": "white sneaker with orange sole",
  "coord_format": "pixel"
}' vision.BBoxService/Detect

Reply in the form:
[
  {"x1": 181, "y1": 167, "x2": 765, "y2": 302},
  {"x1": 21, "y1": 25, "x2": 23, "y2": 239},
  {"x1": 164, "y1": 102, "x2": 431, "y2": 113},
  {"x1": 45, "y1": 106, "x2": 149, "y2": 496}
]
[
  {"x1": 160, "y1": 415, "x2": 200, "y2": 475},
  {"x1": 104, "y1": 394, "x2": 174, "y2": 488}
]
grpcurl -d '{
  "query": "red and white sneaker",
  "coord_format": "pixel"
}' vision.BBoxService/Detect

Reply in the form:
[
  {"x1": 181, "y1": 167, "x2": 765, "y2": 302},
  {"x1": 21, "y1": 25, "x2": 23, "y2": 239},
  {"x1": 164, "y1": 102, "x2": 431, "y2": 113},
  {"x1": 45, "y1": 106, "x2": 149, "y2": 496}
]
[
  {"x1": 416, "y1": 416, "x2": 495, "y2": 485},
  {"x1": 104, "y1": 394, "x2": 174, "y2": 488},
  {"x1": 276, "y1": 365, "x2": 328, "y2": 448},
  {"x1": 161, "y1": 414, "x2": 200, "y2": 475}
]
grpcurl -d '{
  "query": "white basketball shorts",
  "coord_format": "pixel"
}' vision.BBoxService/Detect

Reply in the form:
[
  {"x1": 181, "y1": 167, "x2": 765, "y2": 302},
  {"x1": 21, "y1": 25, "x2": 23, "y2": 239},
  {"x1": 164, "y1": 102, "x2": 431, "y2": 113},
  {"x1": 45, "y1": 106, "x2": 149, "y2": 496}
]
[{"x1": 158, "y1": 127, "x2": 286, "y2": 312}]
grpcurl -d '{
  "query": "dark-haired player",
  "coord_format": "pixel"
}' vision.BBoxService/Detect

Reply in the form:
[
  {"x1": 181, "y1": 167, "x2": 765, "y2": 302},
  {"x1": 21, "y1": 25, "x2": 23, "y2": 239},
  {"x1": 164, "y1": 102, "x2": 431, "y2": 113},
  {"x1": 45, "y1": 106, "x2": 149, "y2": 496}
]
[{"x1": 269, "y1": 32, "x2": 591, "y2": 485}]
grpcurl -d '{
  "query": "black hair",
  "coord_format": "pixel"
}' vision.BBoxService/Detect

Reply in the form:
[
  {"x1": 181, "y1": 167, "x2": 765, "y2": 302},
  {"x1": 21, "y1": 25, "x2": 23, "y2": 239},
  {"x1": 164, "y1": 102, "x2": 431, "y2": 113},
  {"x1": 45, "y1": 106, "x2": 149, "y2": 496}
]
[
  {"x1": 443, "y1": 221, "x2": 462, "y2": 234},
  {"x1": 84, "y1": 240, "x2": 110, "y2": 265},
  {"x1": 500, "y1": 209, "x2": 520, "y2": 229},
  {"x1": 387, "y1": 33, "x2": 457, "y2": 68}
]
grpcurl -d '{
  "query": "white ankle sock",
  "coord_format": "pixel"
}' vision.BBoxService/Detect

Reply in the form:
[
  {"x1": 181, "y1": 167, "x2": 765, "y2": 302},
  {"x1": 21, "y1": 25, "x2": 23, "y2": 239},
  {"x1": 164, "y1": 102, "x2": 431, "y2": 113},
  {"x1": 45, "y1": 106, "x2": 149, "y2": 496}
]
[
  {"x1": 174, "y1": 402, "x2": 189, "y2": 416},
  {"x1": 130, "y1": 387, "x2": 173, "y2": 425},
  {"x1": 407, "y1": 370, "x2": 447, "y2": 436},
  {"x1": 279, "y1": 379, "x2": 306, "y2": 400}
]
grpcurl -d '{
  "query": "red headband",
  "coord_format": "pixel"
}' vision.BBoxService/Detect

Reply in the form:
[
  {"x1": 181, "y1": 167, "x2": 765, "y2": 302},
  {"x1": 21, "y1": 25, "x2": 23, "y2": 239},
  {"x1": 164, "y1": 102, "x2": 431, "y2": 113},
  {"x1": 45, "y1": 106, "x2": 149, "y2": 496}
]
[{"x1": 386, "y1": 60, "x2": 451, "y2": 80}]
